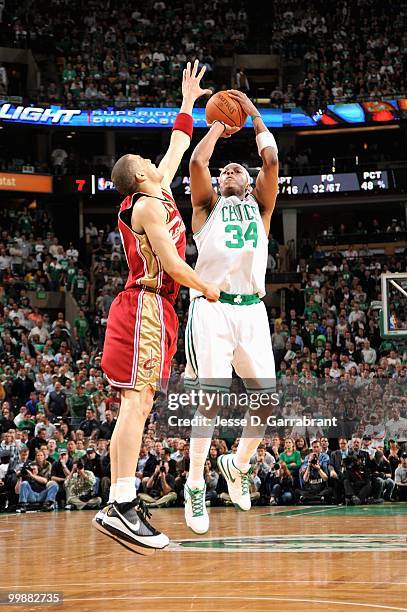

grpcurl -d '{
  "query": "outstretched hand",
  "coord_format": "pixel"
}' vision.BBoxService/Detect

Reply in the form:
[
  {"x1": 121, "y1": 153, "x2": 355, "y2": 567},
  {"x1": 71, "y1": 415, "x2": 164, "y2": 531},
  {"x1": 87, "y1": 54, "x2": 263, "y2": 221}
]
[
  {"x1": 227, "y1": 89, "x2": 258, "y2": 117},
  {"x1": 182, "y1": 59, "x2": 212, "y2": 102}
]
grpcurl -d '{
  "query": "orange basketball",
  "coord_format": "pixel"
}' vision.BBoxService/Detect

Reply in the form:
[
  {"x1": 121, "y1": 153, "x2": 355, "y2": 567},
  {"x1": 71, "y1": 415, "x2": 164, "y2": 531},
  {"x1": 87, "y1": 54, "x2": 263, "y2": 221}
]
[{"x1": 205, "y1": 91, "x2": 247, "y2": 128}]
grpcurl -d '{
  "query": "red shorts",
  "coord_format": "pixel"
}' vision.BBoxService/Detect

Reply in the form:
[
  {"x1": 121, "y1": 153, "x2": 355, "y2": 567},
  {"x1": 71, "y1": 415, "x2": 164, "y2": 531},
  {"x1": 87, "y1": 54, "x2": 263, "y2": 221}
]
[{"x1": 102, "y1": 287, "x2": 178, "y2": 391}]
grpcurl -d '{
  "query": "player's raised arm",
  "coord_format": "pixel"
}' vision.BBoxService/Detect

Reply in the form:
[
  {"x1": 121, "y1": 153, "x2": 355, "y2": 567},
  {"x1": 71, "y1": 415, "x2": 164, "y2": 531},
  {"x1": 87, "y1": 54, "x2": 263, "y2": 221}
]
[
  {"x1": 158, "y1": 60, "x2": 211, "y2": 193},
  {"x1": 228, "y1": 90, "x2": 279, "y2": 228},
  {"x1": 132, "y1": 197, "x2": 219, "y2": 301}
]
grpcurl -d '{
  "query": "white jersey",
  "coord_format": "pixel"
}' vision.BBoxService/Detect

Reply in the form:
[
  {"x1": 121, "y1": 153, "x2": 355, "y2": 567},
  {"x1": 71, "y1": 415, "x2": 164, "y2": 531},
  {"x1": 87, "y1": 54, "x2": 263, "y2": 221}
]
[{"x1": 190, "y1": 193, "x2": 268, "y2": 299}]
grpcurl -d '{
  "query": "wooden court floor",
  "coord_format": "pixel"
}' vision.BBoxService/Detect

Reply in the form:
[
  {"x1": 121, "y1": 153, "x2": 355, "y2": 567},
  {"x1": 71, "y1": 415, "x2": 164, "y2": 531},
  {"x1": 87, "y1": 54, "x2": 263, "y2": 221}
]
[{"x1": 1, "y1": 504, "x2": 407, "y2": 611}]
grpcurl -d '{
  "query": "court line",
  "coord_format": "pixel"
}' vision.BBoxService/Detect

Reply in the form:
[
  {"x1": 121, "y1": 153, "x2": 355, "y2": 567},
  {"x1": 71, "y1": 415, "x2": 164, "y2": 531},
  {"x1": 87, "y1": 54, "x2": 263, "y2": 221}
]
[
  {"x1": 284, "y1": 507, "x2": 342, "y2": 518},
  {"x1": 52, "y1": 595, "x2": 407, "y2": 610},
  {"x1": 171, "y1": 532, "x2": 406, "y2": 541},
  {"x1": 1, "y1": 580, "x2": 407, "y2": 588}
]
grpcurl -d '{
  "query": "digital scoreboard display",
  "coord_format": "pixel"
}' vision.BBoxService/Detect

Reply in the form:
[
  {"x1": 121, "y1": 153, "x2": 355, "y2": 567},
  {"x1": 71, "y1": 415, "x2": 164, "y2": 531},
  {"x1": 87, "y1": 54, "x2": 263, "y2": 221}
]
[
  {"x1": 58, "y1": 169, "x2": 396, "y2": 197},
  {"x1": 180, "y1": 170, "x2": 394, "y2": 197},
  {"x1": 278, "y1": 170, "x2": 392, "y2": 196}
]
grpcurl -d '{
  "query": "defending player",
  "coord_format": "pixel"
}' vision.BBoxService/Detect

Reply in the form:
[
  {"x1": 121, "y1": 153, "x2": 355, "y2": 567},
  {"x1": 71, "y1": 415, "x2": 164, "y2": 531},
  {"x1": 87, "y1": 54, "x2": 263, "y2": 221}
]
[
  {"x1": 184, "y1": 90, "x2": 279, "y2": 533},
  {"x1": 94, "y1": 61, "x2": 219, "y2": 554}
]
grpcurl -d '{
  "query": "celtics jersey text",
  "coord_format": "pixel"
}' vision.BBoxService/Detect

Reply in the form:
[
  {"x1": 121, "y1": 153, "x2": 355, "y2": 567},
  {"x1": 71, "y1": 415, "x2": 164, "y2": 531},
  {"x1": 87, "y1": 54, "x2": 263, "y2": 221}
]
[{"x1": 191, "y1": 193, "x2": 268, "y2": 299}]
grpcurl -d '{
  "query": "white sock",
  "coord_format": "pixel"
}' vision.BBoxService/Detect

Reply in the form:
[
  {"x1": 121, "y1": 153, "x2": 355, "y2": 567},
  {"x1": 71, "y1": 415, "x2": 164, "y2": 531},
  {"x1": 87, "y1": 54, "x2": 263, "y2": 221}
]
[
  {"x1": 234, "y1": 411, "x2": 267, "y2": 472},
  {"x1": 187, "y1": 414, "x2": 216, "y2": 489},
  {"x1": 108, "y1": 483, "x2": 117, "y2": 503},
  {"x1": 115, "y1": 477, "x2": 137, "y2": 503}
]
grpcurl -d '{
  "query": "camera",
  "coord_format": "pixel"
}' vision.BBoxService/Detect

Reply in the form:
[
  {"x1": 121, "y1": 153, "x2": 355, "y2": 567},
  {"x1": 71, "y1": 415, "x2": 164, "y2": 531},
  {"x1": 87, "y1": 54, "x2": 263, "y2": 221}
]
[
  {"x1": 273, "y1": 463, "x2": 280, "y2": 470},
  {"x1": 310, "y1": 454, "x2": 319, "y2": 466},
  {"x1": 20, "y1": 467, "x2": 29, "y2": 480},
  {"x1": 76, "y1": 459, "x2": 84, "y2": 470}
]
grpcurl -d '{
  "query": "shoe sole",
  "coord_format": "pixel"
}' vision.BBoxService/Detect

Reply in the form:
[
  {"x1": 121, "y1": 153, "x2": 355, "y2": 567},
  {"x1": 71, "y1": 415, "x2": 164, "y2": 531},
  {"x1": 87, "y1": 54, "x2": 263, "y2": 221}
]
[
  {"x1": 185, "y1": 519, "x2": 209, "y2": 535},
  {"x1": 92, "y1": 518, "x2": 158, "y2": 556},
  {"x1": 217, "y1": 455, "x2": 251, "y2": 512},
  {"x1": 98, "y1": 518, "x2": 169, "y2": 556}
]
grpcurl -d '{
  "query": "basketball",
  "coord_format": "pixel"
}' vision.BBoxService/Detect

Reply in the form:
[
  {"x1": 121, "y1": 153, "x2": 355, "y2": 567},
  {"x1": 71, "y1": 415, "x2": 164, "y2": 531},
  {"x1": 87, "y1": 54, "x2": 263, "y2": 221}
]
[{"x1": 205, "y1": 91, "x2": 247, "y2": 128}]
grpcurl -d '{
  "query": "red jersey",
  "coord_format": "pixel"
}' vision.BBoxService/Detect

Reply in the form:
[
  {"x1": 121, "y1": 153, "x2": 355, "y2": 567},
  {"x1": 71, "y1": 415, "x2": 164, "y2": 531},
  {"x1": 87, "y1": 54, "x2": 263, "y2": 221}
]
[{"x1": 118, "y1": 189, "x2": 186, "y2": 304}]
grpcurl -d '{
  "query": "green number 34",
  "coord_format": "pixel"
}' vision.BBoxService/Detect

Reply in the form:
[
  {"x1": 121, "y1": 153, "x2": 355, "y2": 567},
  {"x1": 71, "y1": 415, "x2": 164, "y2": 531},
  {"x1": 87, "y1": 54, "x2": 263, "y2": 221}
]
[{"x1": 225, "y1": 222, "x2": 258, "y2": 248}]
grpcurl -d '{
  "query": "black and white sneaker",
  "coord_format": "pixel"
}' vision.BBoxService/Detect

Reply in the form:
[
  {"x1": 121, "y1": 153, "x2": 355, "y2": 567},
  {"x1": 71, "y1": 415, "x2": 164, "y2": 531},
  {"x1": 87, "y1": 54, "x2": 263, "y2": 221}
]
[
  {"x1": 92, "y1": 503, "x2": 113, "y2": 536},
  {"x1": 100, "y1": 498, "x2": 169, "y2": 555}
]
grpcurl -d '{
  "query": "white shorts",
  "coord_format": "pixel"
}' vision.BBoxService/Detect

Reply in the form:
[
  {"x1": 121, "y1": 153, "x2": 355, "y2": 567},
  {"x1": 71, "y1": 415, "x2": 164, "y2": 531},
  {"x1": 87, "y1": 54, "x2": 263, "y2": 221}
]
[{"x1": 184, "y1": 298, "x2": 276, "y2": 391}]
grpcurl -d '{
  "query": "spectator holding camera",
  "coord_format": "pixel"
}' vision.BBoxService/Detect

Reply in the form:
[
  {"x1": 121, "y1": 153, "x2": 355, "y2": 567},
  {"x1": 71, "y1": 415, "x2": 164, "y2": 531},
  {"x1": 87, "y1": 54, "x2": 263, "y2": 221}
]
[
  {"x1": 298, "y1": 440, "x2": 332, "y2": 504},
  {"x1": 83, "y1": 447, "x2": 102, "y2": 495},
  {"x1": 139, "y1": 460, "x2": 177, "y2": 508},
  {"x1": 64, "y1": 458, "x2": 101, "y2": 510},
  {"x1": 16, "y1": 450, "x2": 58, "y2": 512},
  {"x1": 269, "y1": 462, "x2": 295, "y2": 505},
  {"x1": 50, "y1": 449, "x2": 73, "y2": 504},
  {"x1": 394, "y1": 452, "x2": 407, "y2": 501}
]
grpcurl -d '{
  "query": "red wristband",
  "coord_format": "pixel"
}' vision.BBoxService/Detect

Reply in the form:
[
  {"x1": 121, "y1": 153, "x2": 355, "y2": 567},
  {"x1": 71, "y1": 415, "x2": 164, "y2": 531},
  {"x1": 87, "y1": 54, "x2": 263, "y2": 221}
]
[{"x1": 172, "y1": 112, "x2": 193, "y2": 138}]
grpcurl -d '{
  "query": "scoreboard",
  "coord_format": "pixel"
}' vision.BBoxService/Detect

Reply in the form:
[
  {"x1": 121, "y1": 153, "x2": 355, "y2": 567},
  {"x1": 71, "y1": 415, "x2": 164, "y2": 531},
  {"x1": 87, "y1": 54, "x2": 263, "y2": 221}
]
[
  {"x1": 56, "y1": 169, "x2": 398, "y2": 198},
  {"x1": 277, "y1": 170, "x2": 393, "y2": 196}
]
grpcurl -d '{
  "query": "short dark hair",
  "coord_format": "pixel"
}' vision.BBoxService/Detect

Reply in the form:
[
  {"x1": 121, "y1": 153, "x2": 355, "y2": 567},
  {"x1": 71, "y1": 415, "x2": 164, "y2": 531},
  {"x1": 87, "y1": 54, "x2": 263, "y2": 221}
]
[{"x1": 111, "y1": 155, "x2": 138, "y2": 195}]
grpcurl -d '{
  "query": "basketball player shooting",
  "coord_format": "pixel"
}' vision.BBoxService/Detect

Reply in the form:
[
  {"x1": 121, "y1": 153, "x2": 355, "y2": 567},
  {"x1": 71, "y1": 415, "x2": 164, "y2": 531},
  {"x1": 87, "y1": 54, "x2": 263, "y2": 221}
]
[
  {"x1": 94, "y1": 60, "x2": 220, "y2": 554},
  {"x1": 184, "y1": 90, "x2": 279, "y2": 534}
]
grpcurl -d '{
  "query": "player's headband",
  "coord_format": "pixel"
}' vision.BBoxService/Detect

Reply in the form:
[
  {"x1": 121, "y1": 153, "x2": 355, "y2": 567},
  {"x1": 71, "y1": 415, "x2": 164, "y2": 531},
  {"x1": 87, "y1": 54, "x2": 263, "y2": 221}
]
[{"x1": 220, "y1": 164, "x2": 252, "y2": 192}]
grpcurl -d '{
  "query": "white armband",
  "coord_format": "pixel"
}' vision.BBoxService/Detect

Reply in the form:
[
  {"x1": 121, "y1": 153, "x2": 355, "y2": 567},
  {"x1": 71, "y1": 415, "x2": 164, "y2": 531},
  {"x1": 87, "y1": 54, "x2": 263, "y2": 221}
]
[{"x1": 256, "y1": 131, "x2": 278, "y2": 155}]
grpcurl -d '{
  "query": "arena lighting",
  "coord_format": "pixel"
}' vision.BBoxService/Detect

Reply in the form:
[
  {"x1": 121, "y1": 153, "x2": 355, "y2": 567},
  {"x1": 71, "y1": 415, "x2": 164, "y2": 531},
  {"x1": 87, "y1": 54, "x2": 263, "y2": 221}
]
[{"x1": 297, "y1": 124, "x2": 400, "y2": 136}]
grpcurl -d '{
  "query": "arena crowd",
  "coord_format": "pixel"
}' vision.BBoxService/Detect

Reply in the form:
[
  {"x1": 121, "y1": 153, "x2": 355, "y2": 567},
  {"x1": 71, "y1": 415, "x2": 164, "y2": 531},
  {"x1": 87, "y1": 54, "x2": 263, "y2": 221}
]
[
  {"x1": 0, "y1": 205, "x2": 406, "y2": 513},
  {"x1": 2, "y1": 0, "x2": 405, "y2": 112}
]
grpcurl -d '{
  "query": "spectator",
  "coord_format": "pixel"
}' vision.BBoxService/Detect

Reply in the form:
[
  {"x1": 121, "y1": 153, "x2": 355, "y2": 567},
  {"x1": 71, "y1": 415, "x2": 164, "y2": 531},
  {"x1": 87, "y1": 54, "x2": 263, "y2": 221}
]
[
  {"x1": 99, "y1": 408, "x2": 116, "y2": 440},
  {"x1": 343, "y1": 437, "x2": 372, "y2": 505},
  {"x1": 386, "y1": 407, "x2": 407, "y2": 450},
  {"x1": 83, "y1": 447, "x2": 103, "y2": 496},
  {"x1": 269, "y1": 462, "x2": 294, "y2": 505},
  {"x1": 279, "y1": 437, "x2": 301, "y2": 479},
  {"x1": 203, "y1": 458, "x2": 219, "y2": 505},
  {"x1": 64, "y1": 458, "x2": 101, "y2": 510},
  {"x1": 394, "y1": 453, "x2": 407, "y2": 501},
  {"x1": 298, "y1": 440, "x2": 332, "y2": 504},
  {"x1": 45, "y1": 381, "x2": 68, "y2": 420},
  {"x1": 11, "y1": 367, "x2": 35, "y2": 404},
  {"x1": 27, "y1": 426, "x2": 49, "y2": 460},
  {"x1": 0, "y1": 430, "x2": 19, "y2": 467},
  {"x1": 139, "y1": 459, "x2": 177, "y2": 508},
  {"x1": 78, "y1": 408, "x2": 100, "y2": 439},
  {"x1": 16, "y1": 452, "x2": 58, "y2": 511},
  {"x1": 370, "y1": 449, "x2": 395, "y2": 501},
  {"x1": 69, "y1": 385, "x2": 90, "y2": 428},
  {"x1": 34, "y1": 414, "x2": 56, "y2": 439}
]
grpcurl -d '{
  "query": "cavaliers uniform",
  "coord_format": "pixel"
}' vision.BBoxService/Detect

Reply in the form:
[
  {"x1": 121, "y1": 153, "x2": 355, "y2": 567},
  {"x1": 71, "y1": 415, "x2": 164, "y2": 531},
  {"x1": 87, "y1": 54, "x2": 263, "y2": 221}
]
[{"x1": 102, "y1": 190, "x2": 186, "y2": 391}]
